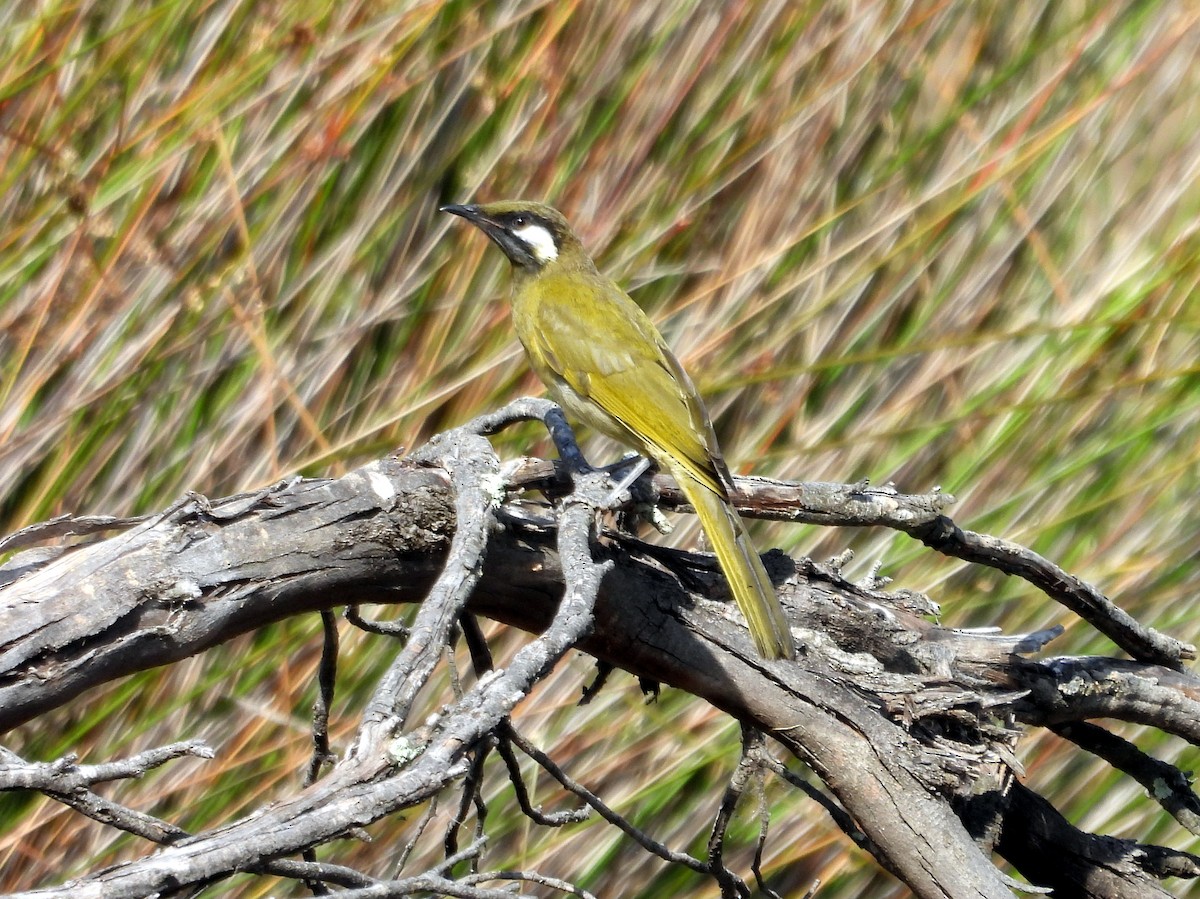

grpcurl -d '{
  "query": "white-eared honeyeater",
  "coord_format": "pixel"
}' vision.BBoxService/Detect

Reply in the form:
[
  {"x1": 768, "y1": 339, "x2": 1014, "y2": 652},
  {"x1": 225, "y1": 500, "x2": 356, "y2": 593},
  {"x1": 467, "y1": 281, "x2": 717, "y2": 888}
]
[{"x1": 442, "y1": 201, "x2": 794, "y2": 660}]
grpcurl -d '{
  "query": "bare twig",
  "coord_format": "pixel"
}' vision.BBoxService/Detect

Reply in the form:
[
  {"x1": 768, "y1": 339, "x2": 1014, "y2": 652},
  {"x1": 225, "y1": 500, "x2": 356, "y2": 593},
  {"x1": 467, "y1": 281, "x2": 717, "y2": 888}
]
[
  {"x1": 0, "y1": 741, "x2": 213, "y2": 792},
  {"x1": 505, "y1": 724, "x2": 709, "y2": 876},
  {"x1": 334, "y1": 876, "x2": 538, "y2": 898},
  {"x1": 907, "y1": 517, "x2": 1194, "y2": 669},
  {"x1": 706, "y1": 726, "x2": 761, "y2": 898},
  {"x1": 759, "y1": 753, "x2": 873, "y2": 855},
  {"x1": 345, "y1": 605, "x2": 411, "y2": 639},
  {"x1": 0, "y1": 744, "x2": 204, "y2": 845},
  {"x1": 472, "y1": 397, "x2": 591, "y2": 474},
  {"x1": 445, "y1": 746, "x2": 489, "y2": 866},
  {"x1": 393, "y1": 795, "x2": 440, "y2": 877},
  {"x1": 495, "y1": 724, "x2": 591, "y2": 827},
  {"x1": 1050, "y1": 721, "x2": 1200, "y2": 836},
  {"x1": 256, "y1": 858, "x2": 379, "y2": 889},
  {"x1": 461, "y1": 869, "x2": 598, "y2": 898},
  {"x1": 357, "y1": 415, "x2": 505, "y2": 745},
  {"x1": 579, "y1": 661, "x2": 616, "y2": 704},
  {"x1": 738, "y1": 729, "x2": 786, "y2": 899},
  {"x1": 306, "y1": 609, "x2": 339, "y2": 786}
]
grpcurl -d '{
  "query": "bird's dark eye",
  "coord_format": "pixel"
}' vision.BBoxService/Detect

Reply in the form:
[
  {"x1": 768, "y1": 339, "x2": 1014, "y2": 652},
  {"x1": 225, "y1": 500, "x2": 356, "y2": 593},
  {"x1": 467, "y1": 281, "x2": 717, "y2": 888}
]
[{"x1": 512, "y1": 215, "x2": 527, "y2": 227}]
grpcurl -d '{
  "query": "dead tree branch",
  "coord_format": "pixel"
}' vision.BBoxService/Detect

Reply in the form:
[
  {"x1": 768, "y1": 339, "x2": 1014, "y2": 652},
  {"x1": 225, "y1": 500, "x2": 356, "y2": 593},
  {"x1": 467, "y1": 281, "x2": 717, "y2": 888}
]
[{"x1": 1, "y1": 399, "x2": 1196, "y2": 898}]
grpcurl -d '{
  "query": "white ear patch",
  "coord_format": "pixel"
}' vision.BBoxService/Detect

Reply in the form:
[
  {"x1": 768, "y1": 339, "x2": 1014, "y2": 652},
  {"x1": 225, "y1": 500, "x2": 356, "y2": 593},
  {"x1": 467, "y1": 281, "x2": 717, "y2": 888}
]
[{"x1": 513, "y1": 223, "x2": 558, "y2": 263}]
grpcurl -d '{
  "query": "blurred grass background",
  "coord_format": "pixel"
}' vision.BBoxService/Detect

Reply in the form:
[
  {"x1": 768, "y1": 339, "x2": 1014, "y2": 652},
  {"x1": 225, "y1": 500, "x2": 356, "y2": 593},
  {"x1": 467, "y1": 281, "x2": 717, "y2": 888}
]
[{"x1": 1, "y1": 0, "x2": 1198, "y2": 895}]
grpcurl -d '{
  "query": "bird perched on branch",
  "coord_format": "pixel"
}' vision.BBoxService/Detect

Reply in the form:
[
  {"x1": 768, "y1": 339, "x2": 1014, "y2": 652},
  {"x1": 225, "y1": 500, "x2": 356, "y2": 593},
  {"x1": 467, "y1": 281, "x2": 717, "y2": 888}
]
[{"x1": 442, "y1": 201, "x2": 794, "y2": 660}]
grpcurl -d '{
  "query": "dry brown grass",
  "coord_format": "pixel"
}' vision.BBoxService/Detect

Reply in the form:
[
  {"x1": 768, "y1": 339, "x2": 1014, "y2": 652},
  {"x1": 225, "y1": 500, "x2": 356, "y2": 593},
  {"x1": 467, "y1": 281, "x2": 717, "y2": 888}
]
[{"x1": 2, "y1": 1, "x2": 1198, "y2": 895}]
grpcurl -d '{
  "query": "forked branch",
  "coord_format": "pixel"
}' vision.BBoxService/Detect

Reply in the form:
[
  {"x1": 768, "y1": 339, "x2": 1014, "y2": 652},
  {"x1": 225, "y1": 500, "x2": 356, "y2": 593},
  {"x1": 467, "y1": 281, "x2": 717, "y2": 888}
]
[{"x1": 1, "y1": 399, "x2": 1195, "y2": 898}]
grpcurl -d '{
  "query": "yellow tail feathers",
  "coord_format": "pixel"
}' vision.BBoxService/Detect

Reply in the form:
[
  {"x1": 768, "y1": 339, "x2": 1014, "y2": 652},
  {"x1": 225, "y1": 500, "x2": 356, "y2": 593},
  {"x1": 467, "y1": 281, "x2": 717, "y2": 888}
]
[{"x1": 675, "y1": 470, "x2": 794, "y2": 660}]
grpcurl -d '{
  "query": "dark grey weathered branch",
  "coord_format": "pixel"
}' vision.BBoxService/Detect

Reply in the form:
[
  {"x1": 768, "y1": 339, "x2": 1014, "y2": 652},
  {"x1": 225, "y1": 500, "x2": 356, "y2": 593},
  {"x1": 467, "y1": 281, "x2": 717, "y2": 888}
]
[
  {"x1": 1, "y1": 400, "x2": 1196, "y2": 899},
  {"x1": 904, "y1": 516, "x2": 1192, "y2": 669},
  {"x1": 1049, "y1": 721, "x2": 1200, "y2": 837},
  {"x1": 506, "y1": 455, "x2": 1193, "y2": 670},
  {"x1": 0, "y1": 741, "x2": 213, "y2": 792},
  {"x1": 8, "y1": 407, "x2": 610, "y2": 899}
]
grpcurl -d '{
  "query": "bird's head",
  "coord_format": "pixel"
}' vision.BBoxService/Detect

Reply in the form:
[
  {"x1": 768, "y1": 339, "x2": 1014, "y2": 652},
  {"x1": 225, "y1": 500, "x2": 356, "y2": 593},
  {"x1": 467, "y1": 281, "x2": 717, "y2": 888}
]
[{"x1": 441, "y1": 201, "x2": 584, "y2": 272}]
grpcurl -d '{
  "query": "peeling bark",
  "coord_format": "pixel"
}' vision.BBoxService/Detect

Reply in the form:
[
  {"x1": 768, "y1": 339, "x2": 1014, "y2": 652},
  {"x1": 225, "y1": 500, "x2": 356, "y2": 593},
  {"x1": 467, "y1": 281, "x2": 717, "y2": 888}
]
[{"x1": 1, "y1": 402, "x2": 1196, "y2": 898}]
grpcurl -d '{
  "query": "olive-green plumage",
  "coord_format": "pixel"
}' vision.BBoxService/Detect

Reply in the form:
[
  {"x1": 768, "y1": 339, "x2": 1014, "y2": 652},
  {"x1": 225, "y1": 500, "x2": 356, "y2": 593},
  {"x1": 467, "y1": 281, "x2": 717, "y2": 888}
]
[{"x1": 442, "y1": 200, "x2": 794, "y2": 660}]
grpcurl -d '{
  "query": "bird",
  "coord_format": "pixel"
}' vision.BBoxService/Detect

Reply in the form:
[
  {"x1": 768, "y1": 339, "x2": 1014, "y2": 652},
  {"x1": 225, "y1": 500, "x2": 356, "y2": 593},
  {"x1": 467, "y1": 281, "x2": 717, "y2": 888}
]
[{"x1": 442, "y1": 201, "x2": 794, "y2": 660}]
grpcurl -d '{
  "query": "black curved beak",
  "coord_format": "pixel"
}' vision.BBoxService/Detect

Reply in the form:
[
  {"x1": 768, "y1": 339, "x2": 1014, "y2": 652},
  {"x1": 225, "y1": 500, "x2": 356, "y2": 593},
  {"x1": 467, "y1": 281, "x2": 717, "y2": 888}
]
[
  {"x1": 440, "y1": 203, "x2": 485, "y2": 223},
  {"x1": 441, "y1": 203, "x2": 533, "y2": 268}
]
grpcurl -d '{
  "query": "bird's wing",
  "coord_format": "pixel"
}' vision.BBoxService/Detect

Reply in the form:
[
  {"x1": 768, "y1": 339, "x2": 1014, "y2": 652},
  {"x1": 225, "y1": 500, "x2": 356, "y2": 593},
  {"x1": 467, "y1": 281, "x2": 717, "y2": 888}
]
[{"x1": 526, "y1": 272, "x2": 731, "y2": 497}]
